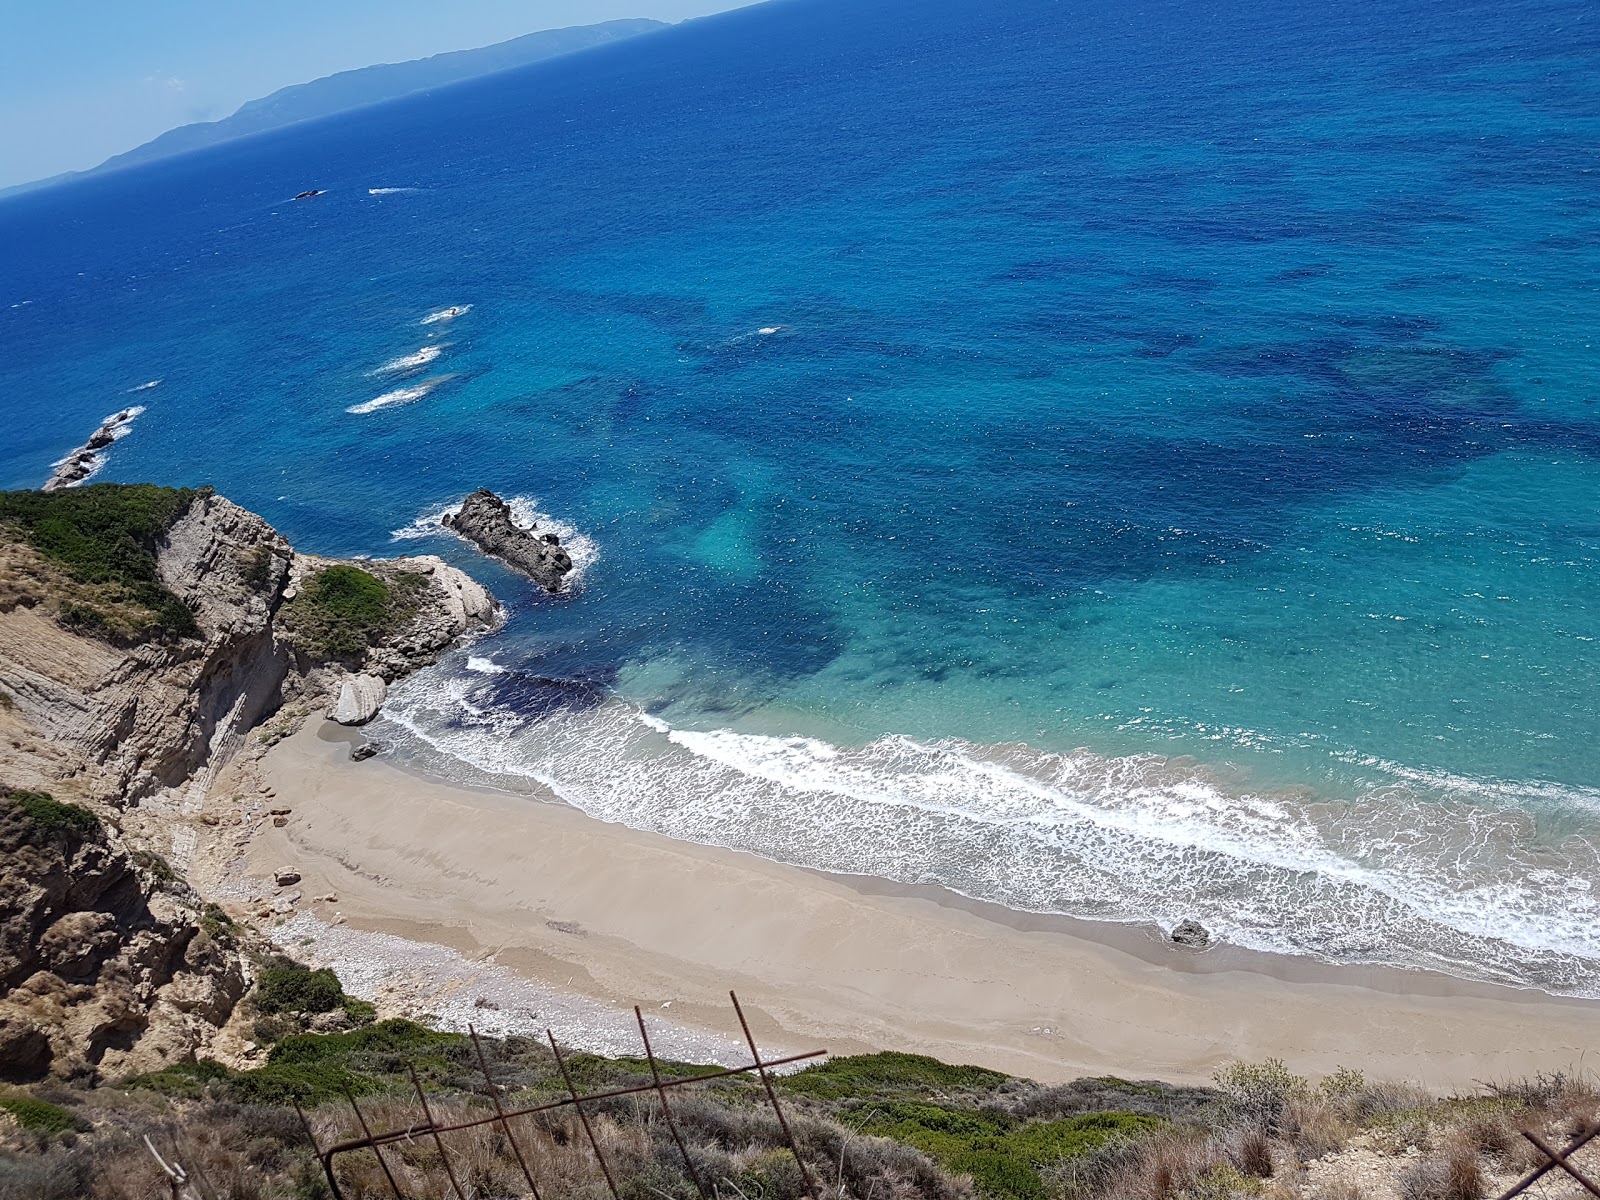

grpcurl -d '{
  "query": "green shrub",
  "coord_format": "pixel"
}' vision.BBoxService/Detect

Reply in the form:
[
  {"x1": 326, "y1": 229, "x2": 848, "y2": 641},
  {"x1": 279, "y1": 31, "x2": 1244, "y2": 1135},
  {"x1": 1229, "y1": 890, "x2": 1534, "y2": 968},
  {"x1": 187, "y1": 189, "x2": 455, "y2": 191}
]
[
  {"x1": 781, "y1": 1051, "x2": 1010, "y2": 1101},
  {"x1": 341, "y1": 997, "x2": 378, "y2": 1026},
  {"x1": 228, "y1": 1020, "x2": 465, "y2": 1105},
  {"x1": 282, "y1": 565, "x2": 421, "y2": 660},
  {"x1": 0, "y1": 1096, "x2": 88, "y2": 1136},
  {"x1": 1, "y1": 789, "x2": 100, "y2": 837},
  {"x1": 255, "y1": 960, "x2": 347, "y2": 1015},
  {"x1": 852, "y1": 1102, "x2": 1159, "y2": 1200},
  {"x1": 124, "y1": 1059, "x2": 232, "y2": 1098},
  {"x1": 243, "y1": 545, "x2": 275, "y2": 591},
  {"x1": 130, "y1": 848, "x2": 176, "y2": 882},
  {"x1": 0, "y1": 484, "x2": 202, "y2": 642}
]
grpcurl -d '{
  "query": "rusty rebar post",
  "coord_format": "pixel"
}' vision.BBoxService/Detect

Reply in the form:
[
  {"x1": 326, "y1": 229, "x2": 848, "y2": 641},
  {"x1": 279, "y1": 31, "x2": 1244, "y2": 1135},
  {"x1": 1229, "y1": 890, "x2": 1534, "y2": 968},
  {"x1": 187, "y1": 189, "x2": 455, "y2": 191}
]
[
  {"x1": 292, "y1": 1099, "x2": 349, "y2": 1200},
  {"x1": 312, "y1": 1047, "x2": 825, "y2": 1179},
  {"x1": 549, "y1": 1029, "x2": 622, "y2": 1200},
  {"x1": 471, "y1": 1024, "x2": 544, "y2": 1200},
  {"x1": 346, "y1": 1091, "x2": 405, "y2": 1200},
  {"x1": 636, "y1": 1005, "x2": 712, "y2": 1200},
  {"x1": 408, "y1": 1065, "x2": 468, "y2": 1200},
  {"x1": 1499, "y1": 1122, "x2": 1600, "y2": 1200},
  {"x1": 730, "y1": 990, "x2": 819, "y2": 1198},
  {"x1": 1521, "y1": 1130, "x2": 1600, "y2": 1200}
]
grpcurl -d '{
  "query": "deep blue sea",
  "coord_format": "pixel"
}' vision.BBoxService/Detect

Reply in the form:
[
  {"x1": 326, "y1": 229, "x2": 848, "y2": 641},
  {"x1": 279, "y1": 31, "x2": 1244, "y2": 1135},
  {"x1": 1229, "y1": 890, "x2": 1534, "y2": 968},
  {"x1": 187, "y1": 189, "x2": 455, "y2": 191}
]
[{"x1": 4, "y1": 0, "x2": 1599, "y2": 993}]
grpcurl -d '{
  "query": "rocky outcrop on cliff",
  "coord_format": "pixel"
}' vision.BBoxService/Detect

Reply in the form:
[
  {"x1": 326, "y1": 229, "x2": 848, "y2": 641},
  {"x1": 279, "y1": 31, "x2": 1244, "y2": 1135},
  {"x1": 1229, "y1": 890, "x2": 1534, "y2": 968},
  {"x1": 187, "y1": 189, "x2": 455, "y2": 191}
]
[
  {"x1": 0, "y1": 488, "x2": 499, "y2": 806},
  {"x1": 443, "y1": 488, "x2": 573, "y2": 592},
  {"x1": 0, "y1": 484, "x2": 505, "y2": 1081},
  {"x1": 0, "y1": 790, "x2": 245, "y2": 1082}
]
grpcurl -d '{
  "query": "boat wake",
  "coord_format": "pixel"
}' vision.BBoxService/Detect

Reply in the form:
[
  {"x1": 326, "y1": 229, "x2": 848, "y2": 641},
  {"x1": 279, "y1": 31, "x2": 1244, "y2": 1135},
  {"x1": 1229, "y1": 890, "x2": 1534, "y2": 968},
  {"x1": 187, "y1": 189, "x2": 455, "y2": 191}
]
[{"x1": 421, "y1": 305, "x2": 472, "y2": 325}]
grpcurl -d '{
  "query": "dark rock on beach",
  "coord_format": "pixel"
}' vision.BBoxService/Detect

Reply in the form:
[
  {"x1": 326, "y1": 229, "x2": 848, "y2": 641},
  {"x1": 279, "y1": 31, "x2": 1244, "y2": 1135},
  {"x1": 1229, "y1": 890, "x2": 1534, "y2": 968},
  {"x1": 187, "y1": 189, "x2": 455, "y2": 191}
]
[
  {"x1": 1169, "y1": 919, "x2": 1211, "y2": 948},
  {"x1": 443, "y1": 488, "x2": 573, "y2": 593},
  {"x1": 350, "y1": 742, "x2": 383, "y2": 762}
]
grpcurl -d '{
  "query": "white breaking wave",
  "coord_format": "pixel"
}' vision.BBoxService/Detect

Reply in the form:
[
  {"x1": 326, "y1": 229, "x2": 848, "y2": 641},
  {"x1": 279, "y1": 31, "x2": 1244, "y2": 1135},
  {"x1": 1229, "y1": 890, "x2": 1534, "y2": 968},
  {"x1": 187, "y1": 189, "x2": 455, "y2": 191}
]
[
  {"x1": 368, "y1": 187, "x2": 420, "y2": 195},
  {"x1": 466, "y1": 656, "x2": 508, "y2": 675},
  {"x1": 390, "y1": 494, "x2": 600, "y2": 586},
  {"x1": 346, "y1": 375, "x2": 451, "y2": 415},
  {"x1": 757, "y1": 326, "x2": 783, "y2": 335},
  {"x1": 369, "y1": 345, "x2": 444, "y2": 375},
  {"x1": 374, "y1": 671, "x2": 1600, "y2": 997},
  {"x1": 421, "y1": 305, "x2": 472, "y2": 324}
]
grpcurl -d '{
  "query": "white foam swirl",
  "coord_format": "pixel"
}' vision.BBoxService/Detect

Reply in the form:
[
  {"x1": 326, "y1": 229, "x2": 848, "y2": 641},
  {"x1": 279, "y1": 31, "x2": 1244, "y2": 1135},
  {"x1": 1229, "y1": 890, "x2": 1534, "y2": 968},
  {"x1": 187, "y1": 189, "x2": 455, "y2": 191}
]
[{"x1": 374, "y1": 668, "x2": 1600, "y2": 997}]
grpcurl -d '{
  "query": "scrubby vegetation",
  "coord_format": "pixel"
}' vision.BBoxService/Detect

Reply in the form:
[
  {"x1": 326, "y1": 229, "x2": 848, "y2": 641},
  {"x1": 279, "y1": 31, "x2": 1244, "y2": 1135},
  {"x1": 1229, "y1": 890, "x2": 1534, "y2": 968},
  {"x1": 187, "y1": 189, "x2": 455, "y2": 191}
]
[
  {"x1": 280, "y1": 563, "x2": 427, "y2": 661},
  {"x1": 0, "y1": 1096, "x2": 87, "y2": 1138},
  {"x1": 1, "y1": 968, "x2": 1595, "y2": 1200},
  {"x1": 0, "y1": 483, "x2": 202, "y2": 642},
  {"x1": 0, "y1": 787, "x2": 101, "y2": 838}
]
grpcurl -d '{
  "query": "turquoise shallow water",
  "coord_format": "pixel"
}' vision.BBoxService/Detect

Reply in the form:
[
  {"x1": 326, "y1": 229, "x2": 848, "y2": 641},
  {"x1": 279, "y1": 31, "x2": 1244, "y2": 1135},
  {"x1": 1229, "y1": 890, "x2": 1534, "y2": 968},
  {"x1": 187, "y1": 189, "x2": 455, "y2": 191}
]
[{"x1": 2, "y1": 0, "x2": 1598, "y2": 990}]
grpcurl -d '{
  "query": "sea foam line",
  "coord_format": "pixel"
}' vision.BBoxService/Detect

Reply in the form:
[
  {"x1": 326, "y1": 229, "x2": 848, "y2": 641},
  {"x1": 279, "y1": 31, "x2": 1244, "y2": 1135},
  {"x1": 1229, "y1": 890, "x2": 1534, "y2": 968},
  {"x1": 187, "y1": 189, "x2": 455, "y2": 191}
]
[
  {"x1": 347, "y1": 375, "x2": 452, "y2": 414},
  {"x1": 373, "y1": 672, "x2": 1600, "y2": 998},
  {"x1": 368, "y1": 345, "x2": 444, "y2": 376}
]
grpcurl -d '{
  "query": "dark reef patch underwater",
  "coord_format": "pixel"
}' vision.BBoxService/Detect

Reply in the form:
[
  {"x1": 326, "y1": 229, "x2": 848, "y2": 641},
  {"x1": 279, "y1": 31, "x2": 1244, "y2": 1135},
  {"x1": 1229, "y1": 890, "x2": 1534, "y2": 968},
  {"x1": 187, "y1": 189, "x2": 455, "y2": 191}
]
[{"x1": 2, "y1": 0, "x2": 1598, "y2": 991}]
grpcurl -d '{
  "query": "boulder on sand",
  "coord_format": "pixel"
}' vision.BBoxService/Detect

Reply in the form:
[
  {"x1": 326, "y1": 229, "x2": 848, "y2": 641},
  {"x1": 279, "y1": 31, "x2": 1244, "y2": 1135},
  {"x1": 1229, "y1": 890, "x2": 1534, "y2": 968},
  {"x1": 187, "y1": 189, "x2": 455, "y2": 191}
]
[
  {"x1": 1169, "y1": 919, "x2": 1211, "y2": 948},
  {"x1": 328, "y1": 673, "x2": 387, "y2": 725}
]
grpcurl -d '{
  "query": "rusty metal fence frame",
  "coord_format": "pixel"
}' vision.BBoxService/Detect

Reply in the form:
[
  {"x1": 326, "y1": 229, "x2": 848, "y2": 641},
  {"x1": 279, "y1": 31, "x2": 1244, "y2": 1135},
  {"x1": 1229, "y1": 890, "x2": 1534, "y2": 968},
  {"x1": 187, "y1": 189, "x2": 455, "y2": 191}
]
[
  {"x1": 286, "y1": 990, "x2": 824, "y2": 1200},
  {"x1": 1498, "y1": 1120, "x2": 1600, "y2": 1200}
]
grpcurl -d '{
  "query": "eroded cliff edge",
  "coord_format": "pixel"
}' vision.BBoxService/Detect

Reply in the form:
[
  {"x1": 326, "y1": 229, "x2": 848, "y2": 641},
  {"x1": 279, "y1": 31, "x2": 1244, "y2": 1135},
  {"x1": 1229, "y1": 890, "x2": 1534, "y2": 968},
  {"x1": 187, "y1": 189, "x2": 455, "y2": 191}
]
[{"x1": 0, "y1": 483, "x2": 499, "y2": 1080}]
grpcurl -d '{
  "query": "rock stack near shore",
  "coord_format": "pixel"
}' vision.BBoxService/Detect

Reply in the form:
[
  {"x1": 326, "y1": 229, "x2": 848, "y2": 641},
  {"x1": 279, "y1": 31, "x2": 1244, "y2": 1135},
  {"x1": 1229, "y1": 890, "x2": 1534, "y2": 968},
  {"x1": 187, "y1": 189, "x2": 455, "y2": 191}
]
[
  {"x1": 444, "y1": 488, "x2": 573, "y2": 592},
  {"x1": 43, "y1": 408, "x2": 142, "y2": 491}
]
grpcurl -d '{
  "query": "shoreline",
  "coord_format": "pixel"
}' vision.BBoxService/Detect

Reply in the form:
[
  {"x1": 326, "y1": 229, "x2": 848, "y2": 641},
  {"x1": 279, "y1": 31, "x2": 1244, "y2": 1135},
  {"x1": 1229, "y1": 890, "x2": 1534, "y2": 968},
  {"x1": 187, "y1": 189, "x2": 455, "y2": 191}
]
[{"x1": 246, "y1": 720, "x2": 1600, "y2": 1087}]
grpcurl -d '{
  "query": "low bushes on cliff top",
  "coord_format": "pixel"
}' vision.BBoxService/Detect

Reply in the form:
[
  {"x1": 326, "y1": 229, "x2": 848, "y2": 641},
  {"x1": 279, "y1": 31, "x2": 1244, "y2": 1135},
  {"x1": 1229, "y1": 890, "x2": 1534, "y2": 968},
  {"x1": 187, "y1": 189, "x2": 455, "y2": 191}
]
[
  {"x1": 850, "y1": 1102, "x2": 1161, "y2": 1200},
  {"x1": 281, "y1": 564, "x2": 426, "y2": 661},
  {"x1": 0, "y1": 788, "x2": 100, "y2": 839},
  {"x1": 0, "y1": 1096, "x2": 88, "y2": 1137},
  {"x1": 781, "y1": 1050, "x2": 1011, "y2": 1101},
  {"x1": 0, "y1": 483, "x2": 202, "y2": 642}
]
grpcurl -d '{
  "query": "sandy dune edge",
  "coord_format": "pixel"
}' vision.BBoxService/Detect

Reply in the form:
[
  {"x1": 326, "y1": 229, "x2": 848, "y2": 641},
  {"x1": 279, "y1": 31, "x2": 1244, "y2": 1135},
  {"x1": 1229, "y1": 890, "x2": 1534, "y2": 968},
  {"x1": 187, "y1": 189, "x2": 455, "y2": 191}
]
[{"x1": 249, "y1": 722, "x2": 1598, "y2": 1086}]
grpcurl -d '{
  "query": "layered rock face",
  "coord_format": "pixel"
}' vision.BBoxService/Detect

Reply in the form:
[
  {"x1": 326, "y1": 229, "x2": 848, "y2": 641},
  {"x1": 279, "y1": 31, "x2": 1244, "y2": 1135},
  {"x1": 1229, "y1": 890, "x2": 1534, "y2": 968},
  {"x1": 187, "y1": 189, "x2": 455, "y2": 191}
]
[
  {"x1": 443, "y1": 489, "x2": 573, "y2": 592},
  {"x1": 0, "y1": 796, "x2": 245, "y2": 1082},
  {"x1": 0, "y1": 486, "x2": 505, "y2": 1080},
  {"x1": 0, "y1": 490, "x2": 499, "y2": 805}
]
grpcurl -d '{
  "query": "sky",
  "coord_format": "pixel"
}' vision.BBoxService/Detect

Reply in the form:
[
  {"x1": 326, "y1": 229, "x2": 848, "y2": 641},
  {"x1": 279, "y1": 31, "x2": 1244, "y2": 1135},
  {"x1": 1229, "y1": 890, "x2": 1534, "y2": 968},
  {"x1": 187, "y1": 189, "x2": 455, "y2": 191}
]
[{"x1": 0, "y1": 0, "x2": 749, "y2": 189}]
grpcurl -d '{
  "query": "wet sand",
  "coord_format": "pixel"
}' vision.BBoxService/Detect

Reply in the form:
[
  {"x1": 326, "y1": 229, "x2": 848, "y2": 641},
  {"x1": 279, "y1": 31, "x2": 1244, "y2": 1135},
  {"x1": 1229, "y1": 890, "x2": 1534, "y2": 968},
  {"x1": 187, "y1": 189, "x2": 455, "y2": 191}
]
[{"x1": 248, "y1": 720, "x2": 1599, "y2": 1087}]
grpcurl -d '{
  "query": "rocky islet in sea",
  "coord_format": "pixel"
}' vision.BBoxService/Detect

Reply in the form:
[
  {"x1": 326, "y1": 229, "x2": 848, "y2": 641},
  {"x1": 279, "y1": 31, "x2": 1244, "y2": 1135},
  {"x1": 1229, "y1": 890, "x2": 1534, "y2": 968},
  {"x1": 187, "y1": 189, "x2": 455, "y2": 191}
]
[{"x1": 443, "y1": 487, "x2": 574, "y2": 593}]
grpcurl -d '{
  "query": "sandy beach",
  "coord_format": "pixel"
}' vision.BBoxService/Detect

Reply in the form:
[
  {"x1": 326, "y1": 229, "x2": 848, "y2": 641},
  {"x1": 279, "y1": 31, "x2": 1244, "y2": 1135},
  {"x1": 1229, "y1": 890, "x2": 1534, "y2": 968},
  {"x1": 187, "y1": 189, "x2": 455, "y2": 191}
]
[{"x1": 246, "y1": 721, "x2": 1599, "y2": 1088}]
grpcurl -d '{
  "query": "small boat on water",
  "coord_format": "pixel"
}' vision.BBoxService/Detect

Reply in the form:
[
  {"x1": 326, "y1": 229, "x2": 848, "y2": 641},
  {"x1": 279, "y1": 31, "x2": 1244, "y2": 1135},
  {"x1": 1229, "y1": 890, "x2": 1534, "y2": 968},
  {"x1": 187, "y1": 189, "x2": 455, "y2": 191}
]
[{"x1": 292, "y1": 189, "x2": 325, "y2": 200}]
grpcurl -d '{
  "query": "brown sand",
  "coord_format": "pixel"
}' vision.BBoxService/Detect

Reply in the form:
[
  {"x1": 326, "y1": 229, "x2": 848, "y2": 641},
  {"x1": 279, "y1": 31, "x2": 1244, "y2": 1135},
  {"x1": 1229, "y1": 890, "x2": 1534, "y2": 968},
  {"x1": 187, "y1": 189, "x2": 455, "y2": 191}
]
[{"x1": 249, "y1": 721, "x2": 1598, "y2": 1087}]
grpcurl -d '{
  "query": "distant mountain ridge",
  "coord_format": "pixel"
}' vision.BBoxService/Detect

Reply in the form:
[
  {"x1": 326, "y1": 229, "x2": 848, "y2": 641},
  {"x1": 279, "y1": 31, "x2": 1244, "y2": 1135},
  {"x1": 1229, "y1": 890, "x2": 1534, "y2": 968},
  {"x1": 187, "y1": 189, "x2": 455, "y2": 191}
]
[{"x1": 3, "y1": 19, "x2": 667, "y2": 198}]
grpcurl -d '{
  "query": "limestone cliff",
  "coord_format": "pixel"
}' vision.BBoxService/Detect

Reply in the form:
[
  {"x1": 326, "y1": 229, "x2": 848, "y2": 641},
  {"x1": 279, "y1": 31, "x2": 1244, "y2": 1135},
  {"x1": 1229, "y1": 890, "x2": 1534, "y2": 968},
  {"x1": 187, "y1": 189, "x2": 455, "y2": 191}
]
[
  {"x1": 0, "y1": 487, "x2": 498, "y2": 805},
  {"x1": 0, "y1": 484, "x2": 501, "y2": 1080},
  {"x1": 0, "y1": 789, "x2": 245, "y2": 1082}
]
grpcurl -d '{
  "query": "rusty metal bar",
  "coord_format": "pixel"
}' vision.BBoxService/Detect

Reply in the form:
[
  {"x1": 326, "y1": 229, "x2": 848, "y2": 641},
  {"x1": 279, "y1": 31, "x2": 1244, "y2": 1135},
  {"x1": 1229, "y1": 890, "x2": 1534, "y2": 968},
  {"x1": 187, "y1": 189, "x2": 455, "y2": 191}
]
[
  {"x1": 730, "y1": 990, "x2": 819, "y2": 1198},
  {"x1": 550, "y1": 1029, "x2": 622, "y2": 1200},
  {"x1": 409, "y1": 1065, "x2": 468, "y2": 1200},
  {"x1": 1522, "y1": 1130, "x2": 1600, "y2": 1200},
  {"x1": 636, "y1": 1005, "x2": 712, "y2": 1200},
  {"x1": 318, "y1": 1048, "x2": 824, "y2": 1158},
  {"x1": 1499, "y1": 1122, "x2": 1600, "y2": 1200},
  {"x1": 347, "y1": 1091, "x2": 406, "y2": 1200},
  {"x1": 472, "y1": 1024, "x2": 543, "y2": 1200}
]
